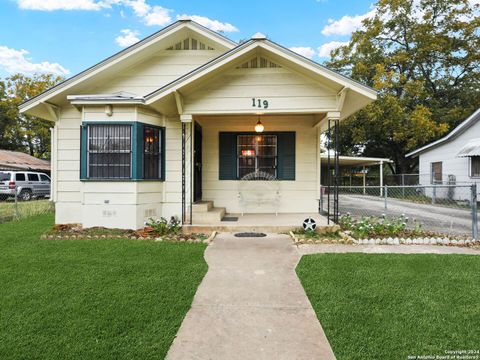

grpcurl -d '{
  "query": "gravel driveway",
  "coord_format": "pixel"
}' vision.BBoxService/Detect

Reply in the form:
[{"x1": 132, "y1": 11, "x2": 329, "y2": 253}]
[{"x1": 338, "y1": 194, "x2": 474, "y2": 236}]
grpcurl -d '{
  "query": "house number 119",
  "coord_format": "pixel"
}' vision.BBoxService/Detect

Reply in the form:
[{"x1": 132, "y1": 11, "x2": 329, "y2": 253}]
[{"x1": 252, "y1": 98, "x2": 269, "y2": 109}]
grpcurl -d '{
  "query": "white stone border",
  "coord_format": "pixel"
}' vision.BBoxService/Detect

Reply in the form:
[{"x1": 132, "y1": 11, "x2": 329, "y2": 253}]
[{"x1": 354, "y1": 237, "x2": 478, "y2": 246}]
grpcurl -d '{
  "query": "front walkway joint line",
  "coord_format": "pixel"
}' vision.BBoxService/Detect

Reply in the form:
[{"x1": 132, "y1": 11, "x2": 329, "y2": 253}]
[{"x1": 166, "y1": 233, "x2": 336, "y2": 360}]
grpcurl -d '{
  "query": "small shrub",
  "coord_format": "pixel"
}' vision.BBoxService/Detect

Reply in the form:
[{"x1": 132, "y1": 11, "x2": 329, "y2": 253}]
[
  {"x1": 145, "y1": 216, "x2": 181, "y2": 236},
  {"x1": 339, "y1": 213, "x2": 422, "y2": 239}
]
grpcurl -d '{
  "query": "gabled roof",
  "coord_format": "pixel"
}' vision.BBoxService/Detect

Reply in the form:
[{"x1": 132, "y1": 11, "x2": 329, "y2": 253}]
[
  {"x1": 406, "y1": 108, "x2": 480, "y2": 158},
  {"x1": 19, "y1": 20, "x2": 237, "y2": 115},
  {"x1": 144, "y1": 38, "x2": 377, "y2": 107}
]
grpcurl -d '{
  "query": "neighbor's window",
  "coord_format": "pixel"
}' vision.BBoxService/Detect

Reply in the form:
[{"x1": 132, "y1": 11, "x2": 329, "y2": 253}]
[
  {"x1": 431, "y1": 162, "x2": 443, "y2": 184},
  {"x1": 144, "y1": 126, "x2": 162, "y2": 179},
  {"x1": 471, "y1": 157, "x2": 480, "y2": 177},
  {"x1": 87, "y1": 124, "x2": 132, "y2": 179},
  {"x1": 237, "y1": 134, "x2": 277, "y2": 179}
]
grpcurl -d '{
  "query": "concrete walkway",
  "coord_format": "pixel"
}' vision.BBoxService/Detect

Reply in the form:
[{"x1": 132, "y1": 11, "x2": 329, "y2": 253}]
[{"x1": 166, "y1": 233, "x2": 336, "y2": 360}]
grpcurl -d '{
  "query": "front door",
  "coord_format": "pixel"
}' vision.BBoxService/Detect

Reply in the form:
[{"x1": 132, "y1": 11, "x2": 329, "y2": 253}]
[{"x1": 194, "y1": 123, "x2": 202, "y2": 202}]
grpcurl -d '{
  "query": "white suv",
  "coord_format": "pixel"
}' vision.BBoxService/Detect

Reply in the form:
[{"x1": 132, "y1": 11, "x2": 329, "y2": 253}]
[{"x1": 0, "y1": 171, "x2": 51, "y2": 201}]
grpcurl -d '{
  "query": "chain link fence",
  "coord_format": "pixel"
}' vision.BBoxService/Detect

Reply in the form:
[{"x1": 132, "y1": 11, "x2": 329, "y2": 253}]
[
  {"x1": 320, "y1": 184, "x2": 478, "y2": 239},
  {"x1": 0, "y1": 186, "x2": 54, "y2": 224}
]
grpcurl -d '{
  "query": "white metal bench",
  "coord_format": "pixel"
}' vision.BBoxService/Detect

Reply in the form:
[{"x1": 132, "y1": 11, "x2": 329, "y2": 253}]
[{"x1": 237, "y1": 171, "x2": 281, "y2": 216}]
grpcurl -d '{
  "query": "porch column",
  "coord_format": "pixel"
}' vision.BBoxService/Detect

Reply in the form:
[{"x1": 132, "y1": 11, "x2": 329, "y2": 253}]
[
  {"x1": 363, "y1": 166, "x2": 366, "y2": 195},
  {"x1": 379, "y1": 161, "x2": 384, "y2": 197},
  {"x1": 181, "y1": 114, "x2": 193, "y2": 224}
]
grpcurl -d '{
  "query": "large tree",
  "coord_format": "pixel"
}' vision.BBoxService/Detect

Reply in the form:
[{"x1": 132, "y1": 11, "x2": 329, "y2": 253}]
[
  {"x1": 0, "y1": 73, "x2": 63, "y2": 158},
  {"x1": 327, "y1": 0, "x2": 480, "y2": 173}
]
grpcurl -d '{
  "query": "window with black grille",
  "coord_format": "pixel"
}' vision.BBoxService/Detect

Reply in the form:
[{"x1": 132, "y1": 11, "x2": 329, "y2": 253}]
[
  {"x1": 237, "y1": 134, "x2": 277, "y2": 179},
  {"x1": 87, "y1": 124, "x2": 132, "y2": 179},
  {"x1": 144, "y1": 126, "x2": 162, "y2": 179}
]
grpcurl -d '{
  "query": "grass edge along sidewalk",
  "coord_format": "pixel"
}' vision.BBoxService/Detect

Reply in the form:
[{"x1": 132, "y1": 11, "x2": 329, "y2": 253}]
[
  {"x1": 0, "y1": 213, "x2": 208, "y2": 360},
  {"x1": 297, "y1": 253, "x2": 480, "y2": 360}
]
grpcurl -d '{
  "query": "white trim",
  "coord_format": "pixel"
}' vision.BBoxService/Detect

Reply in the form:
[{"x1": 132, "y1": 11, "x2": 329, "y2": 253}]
[
  {"x1": 19, "y1": 20, "x2": 236, "y2": 114},
  {"x1": 145, "y1": 40, "x2": 377, "y2": 105}
]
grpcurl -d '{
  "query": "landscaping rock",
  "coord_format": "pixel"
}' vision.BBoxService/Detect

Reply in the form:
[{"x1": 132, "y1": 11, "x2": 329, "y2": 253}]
[{"x1": 393, "y1": 238, "x2": 400, "y2": 245}]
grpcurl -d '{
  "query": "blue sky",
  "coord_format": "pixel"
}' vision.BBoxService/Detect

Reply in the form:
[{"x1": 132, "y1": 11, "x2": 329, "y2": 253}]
[{"x1": 0, "y1": 0, "x2": 375, "y2": 78}]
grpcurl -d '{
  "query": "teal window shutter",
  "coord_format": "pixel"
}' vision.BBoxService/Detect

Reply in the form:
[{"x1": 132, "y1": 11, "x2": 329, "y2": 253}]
[
  {"x1": 133, "y1": 122, "x2": 144, "y2": 180},
  {"x1": 219, "y1": 132, "x2": 237, "y2": 180},
  {"x1": 277, "y1": 132, "x2": 296, "y2": 180},
  {"x1": 80, "y1": 125, "x2": 88, "y2": 180},
  {"x1": 161, "y1": 128, "x2": 166, "y2": 181}
]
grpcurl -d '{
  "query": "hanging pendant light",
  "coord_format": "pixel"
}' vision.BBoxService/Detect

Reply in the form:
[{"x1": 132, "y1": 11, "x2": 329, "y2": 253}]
[{"x1": 255, "y1": 116, "x2": 264, "y2": 133}]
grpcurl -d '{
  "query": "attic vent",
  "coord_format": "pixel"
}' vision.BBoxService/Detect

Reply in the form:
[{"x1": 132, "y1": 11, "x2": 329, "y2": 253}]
[
  {"x1": 236, "y1": 56, "x2": 281, "y2": 69},
  {"x1": 166, "y1": 37, "x2": 215, "y2": 51}
]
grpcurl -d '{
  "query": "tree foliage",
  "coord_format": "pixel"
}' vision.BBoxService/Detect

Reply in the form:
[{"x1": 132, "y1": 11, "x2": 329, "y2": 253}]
[
  {"x1": 0, "y1": 73, "x2": 63, "y2": 158},
  {"x1": 327, "y1": 0, "x2": 480, "y2": 173}
]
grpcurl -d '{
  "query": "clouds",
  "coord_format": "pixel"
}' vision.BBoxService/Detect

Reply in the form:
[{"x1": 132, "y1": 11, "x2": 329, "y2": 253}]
[
  {"x1": 289, "y1": 47, "x2": 315, "y2": 59},
  {"x1": 16, "y1": 0, "x2": 108, "y2": 11},
  {"x1": 176, "y1": 15, "x2": 238, "y2": 33},
  {"x1": 0, "y1": 45, "x2": 70, "y2": 75},
  {"x1": 115, "y1": 29, "x2": 140, "y2": 47},
  {"x1": 318, "y1": 41, "x2": 349, "y2": 58},
  {"x1": 15, "y1": 0, "x2": 238, "y2": 33},
  {"x1": 123, "y1": 0, "x2": 172, "y2": 26},
  {"x1": 321, "y1": 9, "x2": 375, "y2": 36}
]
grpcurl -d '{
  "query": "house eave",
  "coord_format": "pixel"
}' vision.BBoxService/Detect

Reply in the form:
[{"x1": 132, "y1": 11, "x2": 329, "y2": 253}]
[{"x1": 18, "y1": 20, "x2": 237, "y2": 115}]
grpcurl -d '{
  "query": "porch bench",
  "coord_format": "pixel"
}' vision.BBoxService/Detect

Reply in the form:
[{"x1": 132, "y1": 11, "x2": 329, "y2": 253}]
[{"x1": 237, "y1": 175, "x2": 281, "y2": 215}]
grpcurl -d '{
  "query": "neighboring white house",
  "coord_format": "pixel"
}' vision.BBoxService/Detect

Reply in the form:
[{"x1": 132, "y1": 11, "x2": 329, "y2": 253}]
[
  {"x1": 406, "y1": 108, "x2": 480, "y2": 200},
  {"x1": 19, "y1": 20, "x2": 377, "y2": 229}
]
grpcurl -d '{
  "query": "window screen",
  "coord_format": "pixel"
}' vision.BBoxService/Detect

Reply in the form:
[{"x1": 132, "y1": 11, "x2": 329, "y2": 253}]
[
  {"x1": 144, "y1": 126, "x2": 162, "y2": 179},
  {"x1": 471, "y1": 157, "x2": 480, "y2": 177},
  {"x1": 87, "y1": 124, "x2": 132, "y2": 179}
]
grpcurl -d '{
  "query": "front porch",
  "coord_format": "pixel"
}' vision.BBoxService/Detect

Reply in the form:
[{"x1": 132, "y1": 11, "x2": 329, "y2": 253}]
[{"x1": 183, "y1": 209, "x2": 329, "y2": 234}]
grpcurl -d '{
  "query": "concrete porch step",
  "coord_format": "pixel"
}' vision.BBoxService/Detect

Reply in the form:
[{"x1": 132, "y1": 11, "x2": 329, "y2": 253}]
[
  {"x1": 192, "y1": 207, "x2": 226, "y2": 224},
  {"x1": 192, "y1": 201, "x2": 213, "y2": 213}
]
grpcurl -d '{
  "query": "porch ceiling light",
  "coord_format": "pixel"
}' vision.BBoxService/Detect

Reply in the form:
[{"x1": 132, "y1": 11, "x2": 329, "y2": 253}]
[{"x1": 255, "y1": 118, "x2": 264, "y2": 133}]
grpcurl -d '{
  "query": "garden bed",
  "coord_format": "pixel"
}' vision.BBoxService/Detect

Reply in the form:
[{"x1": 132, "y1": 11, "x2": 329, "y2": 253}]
[
  {"x1": 291, "y1": 214, "x2": 477, "y2": 247},
  {"x1": 41, "y1": 217, "x2": 212, "y2": 243}
]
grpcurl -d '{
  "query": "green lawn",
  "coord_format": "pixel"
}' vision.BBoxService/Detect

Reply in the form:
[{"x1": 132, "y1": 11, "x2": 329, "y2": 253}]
[
  {"x1": 297, "y1": 253, "x2": 480, "y2": 360},
  {"x1": 0, "y1": 214, "x2": 208, "y2": 360}
]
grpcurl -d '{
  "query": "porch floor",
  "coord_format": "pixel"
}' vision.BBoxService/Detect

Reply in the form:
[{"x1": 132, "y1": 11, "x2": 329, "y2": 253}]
[{"x1": 183, "y1": 212, "x2": 331, "y2": 234}]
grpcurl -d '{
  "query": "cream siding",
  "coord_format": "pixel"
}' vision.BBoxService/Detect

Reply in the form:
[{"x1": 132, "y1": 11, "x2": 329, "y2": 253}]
[
  {"x1": 53, "y1": 104, "x2": 174, "y2": 229},
  {"x1": 196, "y1": 115, "x2": 319, "y2": 213},
  {"x1": 95, "y1": 51, "x2": 224, "y2": 96},
  {"x1": 183, "y1": 67, "x2": 338, "y2": 114}
]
